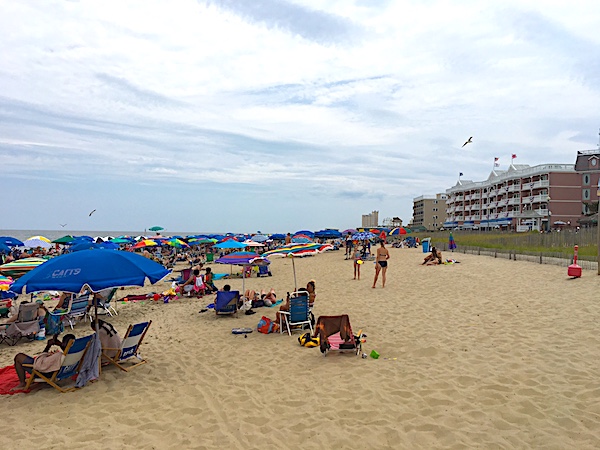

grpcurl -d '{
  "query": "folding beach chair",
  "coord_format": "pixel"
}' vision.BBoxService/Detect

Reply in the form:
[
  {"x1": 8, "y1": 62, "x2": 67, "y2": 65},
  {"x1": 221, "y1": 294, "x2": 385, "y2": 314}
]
[
  {"x1": 279, "y1": 292, "x2": 312, "y2": 336},
  {"x1": 91, "y1": 288, "x2": 118, "y2": 317},
  {"x1": 101, "y1": 321, "x2": 152, "y2": 372},
  {"x1": 257, "y1": 265, "x2": 271, "y2": 277},
  {"x1": 215, "y1": 290, "x2": 239, "y2": 316},
  {"x1": 314, "y1": 315, "x2": 362, "y2": 356},
  {"x1": 0, "y1": 301, "x2": 40, "y2": 346},
  {"x1": 52, "y1": 294, "x2": 91, "y2": 330},
  {"x1": 23, "y1": 334, "x2": 94, "y2": 392}
]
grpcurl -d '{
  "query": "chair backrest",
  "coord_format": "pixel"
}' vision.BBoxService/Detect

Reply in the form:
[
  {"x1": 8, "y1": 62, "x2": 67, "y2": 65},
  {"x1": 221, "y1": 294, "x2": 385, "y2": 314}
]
[
  {"x1": 289, "y1": 294, "x2": 309, "y2": 323},
  {"x1": 119, "y1": 321, "x2": 152, "y2": 361},
  {"x1": 17, "y1": 302, "x2": 40, "y2": 323},
  {"x1": 215, "y1": 291, "x2": 239, "y2": 312},
  {"x1": 56, "y1": 334, "x2": 93, "y2": 381},
  {"x1": 100, "y1": 288, "x2": 117, "y2": 304},
  {"x1": 68, "y1": 294, "x2": 90, "y2": 314},
  {"x1": 258, "y1": 265, "x2": 269, "y2": 274},
  {"x1": 180, "y1": 268, "x2": 192, "y2": 282}
]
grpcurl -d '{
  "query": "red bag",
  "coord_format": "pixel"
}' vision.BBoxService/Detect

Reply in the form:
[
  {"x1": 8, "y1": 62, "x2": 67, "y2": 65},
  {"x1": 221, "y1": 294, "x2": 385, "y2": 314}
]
[{"x1": 257, "y1": 316, "x2": 279, "y2": 334}]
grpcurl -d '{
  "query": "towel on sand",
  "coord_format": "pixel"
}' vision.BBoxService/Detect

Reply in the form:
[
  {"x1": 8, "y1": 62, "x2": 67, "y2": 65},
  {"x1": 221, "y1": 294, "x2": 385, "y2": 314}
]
[{"x1": 0, "y1": 365, "x2": 28, "y2": 395}]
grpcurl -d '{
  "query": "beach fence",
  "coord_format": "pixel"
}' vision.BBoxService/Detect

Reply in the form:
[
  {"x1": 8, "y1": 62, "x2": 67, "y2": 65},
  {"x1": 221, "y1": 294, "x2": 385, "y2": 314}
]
[{"x1": 439, "y1": 244, "x2": 599, "y2": 271}]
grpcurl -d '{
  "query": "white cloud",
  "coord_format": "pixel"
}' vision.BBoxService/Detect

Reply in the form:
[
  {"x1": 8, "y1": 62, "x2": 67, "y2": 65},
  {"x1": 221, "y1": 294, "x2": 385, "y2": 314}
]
[{"x1": 1, "y1": 0, "x2": 599, "y2": 232}]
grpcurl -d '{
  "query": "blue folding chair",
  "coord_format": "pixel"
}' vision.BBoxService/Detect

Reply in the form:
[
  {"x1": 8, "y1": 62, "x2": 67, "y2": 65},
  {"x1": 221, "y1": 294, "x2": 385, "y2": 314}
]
[
  {"x1": 101, "y1": 321, "x2": 152, "y2": 372},
  {"x1": 215, "y1": 291, "x2": 239, "y2": 316},
  {"x1": 279, "y1": 293, "x2": 313, "y2": 336},
  {"x1": 24, "y1": 334, "x2": 94, "y2": 392}
]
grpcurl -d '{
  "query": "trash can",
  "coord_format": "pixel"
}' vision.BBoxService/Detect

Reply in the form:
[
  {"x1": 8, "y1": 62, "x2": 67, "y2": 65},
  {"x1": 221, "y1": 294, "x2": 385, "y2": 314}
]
[{"x1": 422, "y1": 238, "x2": 431, "y2": 253}]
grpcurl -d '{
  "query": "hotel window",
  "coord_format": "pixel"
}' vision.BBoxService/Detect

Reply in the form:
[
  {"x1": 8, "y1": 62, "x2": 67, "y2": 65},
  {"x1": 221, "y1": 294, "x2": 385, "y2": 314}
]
[
  {"x1": 583, "y1": 189, "x2": 590, "y2": 200},
  {"x1": 584, "y1": 174, "x2": 590, "y2": 185}
]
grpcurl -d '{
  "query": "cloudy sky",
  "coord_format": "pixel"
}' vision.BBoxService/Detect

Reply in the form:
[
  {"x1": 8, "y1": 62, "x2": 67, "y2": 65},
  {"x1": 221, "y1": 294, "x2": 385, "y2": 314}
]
[{"x1": 2, "y1": 0, "x2": 599, "y2": 234}]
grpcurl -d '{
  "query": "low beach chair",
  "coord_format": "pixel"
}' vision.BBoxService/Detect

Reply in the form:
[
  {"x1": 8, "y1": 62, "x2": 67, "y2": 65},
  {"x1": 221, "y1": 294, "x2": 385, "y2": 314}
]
[
  {"x1": 62, "y1": 294, "x2": 91, "y2": 329},
  {"x1": 257, "y1": 265, "x2": 271, "y2": 277},
  {"x1": 23, "y1": 334, "x2": 94, "y2": 392},
  {"x1": 314, "y1": 315, "x2": 362, "y2": 356},
  {"x1": 91, "y1": 288, "x2": 118, "y2": 317},
  {"x1": 215, "y1": 291, "x2": 239, "y2": 316},
  {"x1": 101, "y1": 321, "x2": 152, "y2": 372},
  {"x1": 0, "y1": 301, "x2": 40, "y2": 346},
  {"x1": 279, "y1": 292, "x2": 312, "y2": 336}
]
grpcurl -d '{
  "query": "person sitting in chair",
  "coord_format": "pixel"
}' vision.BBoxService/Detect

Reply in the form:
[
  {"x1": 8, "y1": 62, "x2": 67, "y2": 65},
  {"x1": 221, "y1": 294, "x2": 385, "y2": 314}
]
[
  {"x1": 179, "y1": 269, "x2": 203, "y2": 296},
  {"x1": 11, "y1": 333, "x2": 75, "y2": 391},
  {"x1": 91, "y1": 319, "x2": 121, "y2": 359}
]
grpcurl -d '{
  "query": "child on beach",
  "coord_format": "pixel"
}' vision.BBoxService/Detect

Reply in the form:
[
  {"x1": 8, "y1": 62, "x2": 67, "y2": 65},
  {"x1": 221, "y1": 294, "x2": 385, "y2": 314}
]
[{"x1": 353, "y1": 248, "x2": 362, "y2": 280}]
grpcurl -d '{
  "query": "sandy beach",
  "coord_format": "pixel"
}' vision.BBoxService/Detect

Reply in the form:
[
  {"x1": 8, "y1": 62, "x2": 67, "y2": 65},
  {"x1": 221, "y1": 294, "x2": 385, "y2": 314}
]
[{"x1": 1, "y1": 246, "x2": 600, "y2": 449}]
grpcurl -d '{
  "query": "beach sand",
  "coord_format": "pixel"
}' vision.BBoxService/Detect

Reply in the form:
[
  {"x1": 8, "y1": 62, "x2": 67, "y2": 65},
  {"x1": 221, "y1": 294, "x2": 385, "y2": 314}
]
[{"x1": 1, "y1": 247, "x2": 600, "y2": 449}]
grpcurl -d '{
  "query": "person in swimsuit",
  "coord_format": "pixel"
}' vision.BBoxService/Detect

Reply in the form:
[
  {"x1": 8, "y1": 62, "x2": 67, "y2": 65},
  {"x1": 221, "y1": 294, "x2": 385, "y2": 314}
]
[{"x1": 372, "y1": 241, "x2": 390, "y2": 288}]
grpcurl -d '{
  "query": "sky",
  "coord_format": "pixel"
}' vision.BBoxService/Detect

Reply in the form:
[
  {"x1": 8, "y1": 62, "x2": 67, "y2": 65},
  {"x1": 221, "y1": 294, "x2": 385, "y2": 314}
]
[{"x1": 1, "y1": 0, "x2": 600, "y2": 234}]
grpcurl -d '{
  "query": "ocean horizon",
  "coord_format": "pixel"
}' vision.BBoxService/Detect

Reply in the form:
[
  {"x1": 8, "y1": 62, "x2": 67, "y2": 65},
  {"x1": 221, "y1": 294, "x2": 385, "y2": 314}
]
[{"x1": 0, "y1": 229, "x2": 228, "y2": 242}]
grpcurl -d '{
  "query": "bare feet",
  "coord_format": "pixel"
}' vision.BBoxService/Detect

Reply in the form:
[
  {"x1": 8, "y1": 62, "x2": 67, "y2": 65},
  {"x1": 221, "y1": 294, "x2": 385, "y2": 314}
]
[{"x1": 9, "y1": 383, "x2": 27, "y2": 392}]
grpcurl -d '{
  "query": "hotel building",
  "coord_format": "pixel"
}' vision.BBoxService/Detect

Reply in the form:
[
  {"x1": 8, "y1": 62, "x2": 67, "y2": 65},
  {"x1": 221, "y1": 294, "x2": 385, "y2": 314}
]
[{"x1": 443, "y1": 162, "x2": 582, "y2": 232}]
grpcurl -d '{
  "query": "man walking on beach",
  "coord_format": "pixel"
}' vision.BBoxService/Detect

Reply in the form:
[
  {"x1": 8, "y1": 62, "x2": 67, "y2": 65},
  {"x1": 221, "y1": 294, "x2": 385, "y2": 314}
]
[{"x1": 372, "y1": 241, "x2": 390, "y2": 288}]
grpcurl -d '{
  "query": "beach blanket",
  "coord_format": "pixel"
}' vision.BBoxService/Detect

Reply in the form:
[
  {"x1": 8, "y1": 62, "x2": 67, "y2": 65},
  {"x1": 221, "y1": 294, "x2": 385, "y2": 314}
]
[
  {"x1": 266, "y1": 299, "x2": 284, "y2": 308},
  {"x1": 0, "y1": 365, "x2": 28, "y2": 395}
]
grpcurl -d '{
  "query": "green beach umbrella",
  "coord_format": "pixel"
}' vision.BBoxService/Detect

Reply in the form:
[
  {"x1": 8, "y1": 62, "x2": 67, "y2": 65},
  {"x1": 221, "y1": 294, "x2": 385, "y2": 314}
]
[
  {"x1": 52, "y1": 235, "x2": 75, "y2": 244},
  {"x1": 149, "y1": 226, "x2": 164, "y2": 232}
]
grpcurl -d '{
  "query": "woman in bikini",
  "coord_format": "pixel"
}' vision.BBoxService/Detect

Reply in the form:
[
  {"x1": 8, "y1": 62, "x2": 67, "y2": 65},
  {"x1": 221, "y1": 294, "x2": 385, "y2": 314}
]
[{"x1": 372, "y1": 241, "x2": 390, "y2": 288}]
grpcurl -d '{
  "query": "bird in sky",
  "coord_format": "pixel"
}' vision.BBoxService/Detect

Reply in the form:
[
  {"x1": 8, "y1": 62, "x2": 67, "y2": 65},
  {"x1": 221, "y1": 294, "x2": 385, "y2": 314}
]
[
  {"x1": 89, "y1": 209, "x2": 96, "y2": 217},
  {"x1": 60, "y1": 223, "x2": 67, "y2": 227},
  {"x1": 462, "y1": 136, "x2": 473, "y2": 148}
]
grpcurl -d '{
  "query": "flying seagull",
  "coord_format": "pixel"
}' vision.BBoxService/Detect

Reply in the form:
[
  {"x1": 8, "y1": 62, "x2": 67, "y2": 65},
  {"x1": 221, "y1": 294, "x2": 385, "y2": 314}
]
[
  {"x1": 89, "y1": 209, "x2": 96, "y2": 217},
  {"x1": 462, "y1": 137, "x2": 473, "y2": 148},
  {"x1": 60, "y1": 223, "x2": 67, "y2": 227}
]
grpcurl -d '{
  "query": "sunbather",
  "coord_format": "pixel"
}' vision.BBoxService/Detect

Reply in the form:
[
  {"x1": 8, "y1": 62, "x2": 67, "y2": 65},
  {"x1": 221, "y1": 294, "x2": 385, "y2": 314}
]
[
  {"x1": 11, "y1": 333, "x2": 75, "y2": 391},
  {"x1": 422, "y1": 247, "x2": 443, "y2": 265}
]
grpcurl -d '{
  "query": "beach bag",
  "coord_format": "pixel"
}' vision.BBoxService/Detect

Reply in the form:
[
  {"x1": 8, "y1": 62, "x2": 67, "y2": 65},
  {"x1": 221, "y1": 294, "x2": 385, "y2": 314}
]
[
  {"x1": 44, "y1": 313, "x2": 64, "y2": 336},
  {"x1": 257, "y1": 316, "x2": 278, "y2": 334},
  {"x1": 298, "y1": 332, "x2": 319, "y2": 348}
]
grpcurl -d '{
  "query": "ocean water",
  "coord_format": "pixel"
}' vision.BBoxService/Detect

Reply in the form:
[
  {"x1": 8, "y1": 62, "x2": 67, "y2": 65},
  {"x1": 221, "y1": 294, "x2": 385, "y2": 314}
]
[{"x1": 0, "y1": 229, "x2": 209, "y2": 242}]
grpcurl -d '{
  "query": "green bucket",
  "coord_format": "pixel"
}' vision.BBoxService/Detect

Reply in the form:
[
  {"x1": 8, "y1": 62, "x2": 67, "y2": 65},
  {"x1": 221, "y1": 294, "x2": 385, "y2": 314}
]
[{"x1": 370, "y1": 350, "x2": 380, "y2": 359}]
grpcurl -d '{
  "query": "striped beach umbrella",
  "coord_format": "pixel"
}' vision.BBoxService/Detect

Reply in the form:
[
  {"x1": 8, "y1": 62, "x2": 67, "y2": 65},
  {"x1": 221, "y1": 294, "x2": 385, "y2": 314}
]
[
  {"x1": 130, "y1": 239, "x2": 159, "y2": 249},
  {"x1": 0, "y1": 257, "x2": 48, "y2": 278},
  {"x1": 263, "y1": 243, "x2": 333, "y2": 290},
  {"x1": 0, "y1": 275, "x2": 14, "y2": 291}
]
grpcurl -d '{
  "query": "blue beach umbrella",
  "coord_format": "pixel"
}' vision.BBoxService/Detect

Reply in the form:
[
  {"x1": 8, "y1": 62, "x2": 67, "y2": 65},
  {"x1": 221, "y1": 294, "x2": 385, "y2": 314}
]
[
  {"x1": 351, "y1": 231, "x2": 375, "y2": 241},
  {"x1": 214, "y1": 240, "x2": 247, "y2": 249},
  {"x1": 0, "y1": 237, "x2": 24, "y2": 247},
  {"x1": 69, "y1": 242, "x2": 119, "y2": 252},
  {"x1": 10, "y1": 249, "x2": 171, "y2": 294}
]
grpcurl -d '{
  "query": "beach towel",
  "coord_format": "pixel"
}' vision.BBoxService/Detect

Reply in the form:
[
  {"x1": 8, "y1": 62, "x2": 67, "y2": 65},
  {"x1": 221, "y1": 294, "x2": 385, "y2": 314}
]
[
  {"x1": 75, "y1": 333, "x2": 101, "y2": 388},
  {"x1": 0, "y1": 365, "x2": 28, "y2": 395}
]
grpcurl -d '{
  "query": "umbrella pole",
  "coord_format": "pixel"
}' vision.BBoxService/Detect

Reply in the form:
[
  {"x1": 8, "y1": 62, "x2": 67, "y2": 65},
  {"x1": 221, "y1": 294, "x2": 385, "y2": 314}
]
[
  {"x1": 292, "y1": 257, "x2": 297, "y2": 292},
  {"x1": 242, "y1": 265, "x2": 246, "y2": 294}
]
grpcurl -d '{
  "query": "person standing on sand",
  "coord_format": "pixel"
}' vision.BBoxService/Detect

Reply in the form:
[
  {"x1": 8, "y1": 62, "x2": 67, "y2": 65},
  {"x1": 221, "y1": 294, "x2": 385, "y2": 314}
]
[
  {"x1": 372, "y1": 241, "x2": 390, "y2": 288},
  {"x1": 353, "y1": 247, "x2": 362, "y2": 280},
  {"x1": 285, "y1": 233, "x2": 292, "y2": 245}
]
